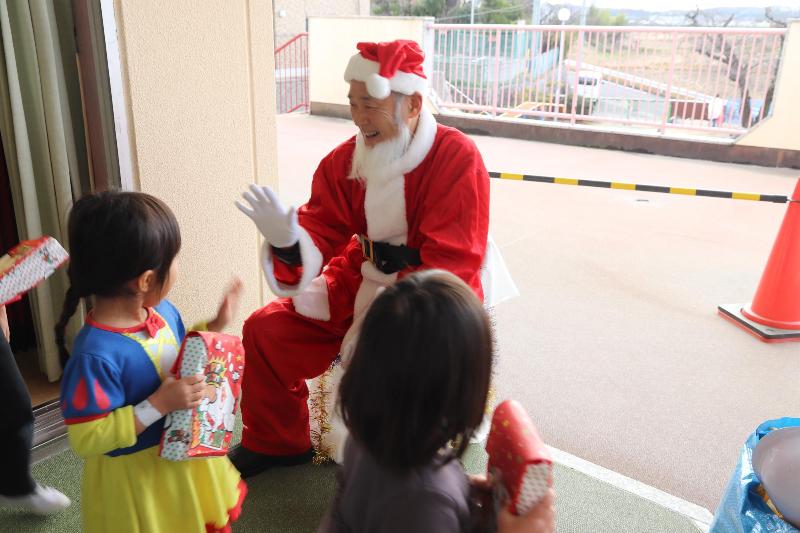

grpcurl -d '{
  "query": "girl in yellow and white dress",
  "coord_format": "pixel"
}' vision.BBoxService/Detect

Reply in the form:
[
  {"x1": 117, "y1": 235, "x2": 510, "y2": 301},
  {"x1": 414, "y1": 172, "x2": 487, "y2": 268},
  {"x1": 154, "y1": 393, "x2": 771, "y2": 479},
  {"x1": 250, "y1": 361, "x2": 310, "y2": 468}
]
[{"x1": 57, "y1": 191, "x2": 245, "y2": 532}]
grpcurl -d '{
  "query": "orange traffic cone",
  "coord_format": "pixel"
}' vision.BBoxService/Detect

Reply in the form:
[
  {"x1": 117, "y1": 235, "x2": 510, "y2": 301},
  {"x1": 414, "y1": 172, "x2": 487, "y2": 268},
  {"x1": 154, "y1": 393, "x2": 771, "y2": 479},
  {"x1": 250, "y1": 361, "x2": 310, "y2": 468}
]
[{"x1": 719, "y1": 178, "x2": 800, "y2": 343}]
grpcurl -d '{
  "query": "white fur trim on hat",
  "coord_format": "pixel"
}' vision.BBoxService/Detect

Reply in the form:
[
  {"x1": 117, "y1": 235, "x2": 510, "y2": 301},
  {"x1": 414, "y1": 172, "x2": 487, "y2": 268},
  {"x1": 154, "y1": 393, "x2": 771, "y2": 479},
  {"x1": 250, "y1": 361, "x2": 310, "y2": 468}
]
[
  {"x1": 345, "y1": 53, "x2": 428, "y2": 99},
  {"x1": 366, "y1": 73, "x2": 391, "y2": 100}
]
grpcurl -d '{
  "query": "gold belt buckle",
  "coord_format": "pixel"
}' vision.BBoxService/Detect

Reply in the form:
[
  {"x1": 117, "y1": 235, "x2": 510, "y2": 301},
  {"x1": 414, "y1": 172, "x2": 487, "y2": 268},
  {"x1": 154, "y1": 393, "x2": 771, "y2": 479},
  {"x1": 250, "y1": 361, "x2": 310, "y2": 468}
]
[{"x1": 359, "y1": 234, "x2": 375, "y2": 264}]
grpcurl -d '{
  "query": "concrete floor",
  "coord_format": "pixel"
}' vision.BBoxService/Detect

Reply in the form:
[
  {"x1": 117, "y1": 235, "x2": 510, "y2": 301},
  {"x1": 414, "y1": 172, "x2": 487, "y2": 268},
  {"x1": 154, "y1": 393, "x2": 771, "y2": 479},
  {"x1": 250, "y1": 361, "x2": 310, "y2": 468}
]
[{"x1": 275, "y1": 112, "x2": 799, "y2": 512}]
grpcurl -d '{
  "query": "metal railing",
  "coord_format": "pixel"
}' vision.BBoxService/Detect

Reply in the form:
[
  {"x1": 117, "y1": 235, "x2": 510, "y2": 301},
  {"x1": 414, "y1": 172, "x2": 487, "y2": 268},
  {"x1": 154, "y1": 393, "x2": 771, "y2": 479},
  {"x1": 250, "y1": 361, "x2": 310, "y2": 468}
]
[
  {"x1": 429, "y1": 24, "x2": 787, "y2": 136},
  {"x1": 275, "y1": 33, "x2": 309, "y2": 114}
]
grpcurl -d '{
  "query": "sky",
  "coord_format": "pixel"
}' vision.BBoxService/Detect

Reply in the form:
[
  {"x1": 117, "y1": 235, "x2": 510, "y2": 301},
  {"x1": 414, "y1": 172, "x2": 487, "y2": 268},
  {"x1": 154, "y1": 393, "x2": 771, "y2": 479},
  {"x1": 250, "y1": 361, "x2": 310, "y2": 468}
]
[{"x1": 575, "y1": 0, "x2": 799, "y2": 9}]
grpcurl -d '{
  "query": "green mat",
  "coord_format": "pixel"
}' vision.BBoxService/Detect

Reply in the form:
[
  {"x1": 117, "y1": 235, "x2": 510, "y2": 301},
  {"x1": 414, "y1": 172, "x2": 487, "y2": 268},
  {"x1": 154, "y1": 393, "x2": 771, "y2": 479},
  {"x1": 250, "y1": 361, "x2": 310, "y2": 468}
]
[{"x1": 2, "y1": 439, "x2": 703, "y2": 532}]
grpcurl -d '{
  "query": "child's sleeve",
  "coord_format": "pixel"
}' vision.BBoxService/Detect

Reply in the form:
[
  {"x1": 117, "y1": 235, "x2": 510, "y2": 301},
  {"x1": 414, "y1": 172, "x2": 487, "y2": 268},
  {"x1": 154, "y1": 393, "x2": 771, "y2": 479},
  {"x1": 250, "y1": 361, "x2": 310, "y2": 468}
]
[{"x1": 61, "y1": 354, "x2": 137, "y2": 457}]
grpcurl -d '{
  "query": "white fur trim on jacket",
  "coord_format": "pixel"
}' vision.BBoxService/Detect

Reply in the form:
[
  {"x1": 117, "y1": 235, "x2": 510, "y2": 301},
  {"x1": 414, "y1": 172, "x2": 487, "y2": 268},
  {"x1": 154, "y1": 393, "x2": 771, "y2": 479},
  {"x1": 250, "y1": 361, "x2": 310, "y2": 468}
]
[
  {"x1": 364, "y1": 172, "x2": 406, "y2": 244},
  {"x1": 344, "y1": 53, "x2": 428, "y2": 99},
  {"x1": 292, "y1": 274, "x2": 331, "y2": 321},
  {"x1": 397, "y1": 108, "x2": 436, "y2": 175},
  {"x1": 260, "y1": 226, "x2": 323, "y2": 298},
  {"x1": 340, "y1": 263, "x2": 397, "y2": 362},
  {"x1": 481, "y1": 235, "x2": 520, "y2": 308},
  {"x1": 361, "y1": 108, "x2": 436, "y2": 246}
]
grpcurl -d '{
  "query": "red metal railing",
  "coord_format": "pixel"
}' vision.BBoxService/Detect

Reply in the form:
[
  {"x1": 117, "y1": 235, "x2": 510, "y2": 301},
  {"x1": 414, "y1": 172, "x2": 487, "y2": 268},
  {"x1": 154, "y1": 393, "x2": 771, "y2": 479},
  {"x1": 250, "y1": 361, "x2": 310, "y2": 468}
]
[
  {"x1": 275, "y1": 33, "x2": 308, "y2": 114},
  {"x1": 430, "y1": 24, "x2": 787, "y2": 137}
]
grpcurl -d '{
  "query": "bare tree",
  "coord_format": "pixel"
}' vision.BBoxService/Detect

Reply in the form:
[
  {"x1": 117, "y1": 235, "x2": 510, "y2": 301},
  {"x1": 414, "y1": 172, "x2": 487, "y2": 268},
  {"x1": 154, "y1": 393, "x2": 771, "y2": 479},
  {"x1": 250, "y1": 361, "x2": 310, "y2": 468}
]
[
  {"x1": 764, "y1": 7, "x2": 787, "y2": 28},
  {"x1": 688, "y1": 8, "x2": 785, "y2": 127},
  {"x1": 758, "y1": 8, "x2": 791, "y2": 123},
  {"x1": 684, "y1": 7, "x2": 734, "y2": 28}
]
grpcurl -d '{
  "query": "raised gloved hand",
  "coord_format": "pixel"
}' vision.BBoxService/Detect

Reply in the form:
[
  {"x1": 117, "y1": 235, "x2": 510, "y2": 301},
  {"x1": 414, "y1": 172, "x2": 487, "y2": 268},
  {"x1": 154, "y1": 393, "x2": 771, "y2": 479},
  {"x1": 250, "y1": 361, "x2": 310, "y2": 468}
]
[{"x1": 235, "y1": 184, "x2": 299, "y2": 248}]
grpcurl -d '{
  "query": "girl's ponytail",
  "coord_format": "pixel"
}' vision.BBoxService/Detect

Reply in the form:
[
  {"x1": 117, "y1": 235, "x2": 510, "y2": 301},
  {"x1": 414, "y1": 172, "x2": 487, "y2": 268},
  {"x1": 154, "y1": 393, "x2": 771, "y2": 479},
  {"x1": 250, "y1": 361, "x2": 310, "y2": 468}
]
[{"x1": 55, "y1": 284, "x2": 81, "y2": 364}]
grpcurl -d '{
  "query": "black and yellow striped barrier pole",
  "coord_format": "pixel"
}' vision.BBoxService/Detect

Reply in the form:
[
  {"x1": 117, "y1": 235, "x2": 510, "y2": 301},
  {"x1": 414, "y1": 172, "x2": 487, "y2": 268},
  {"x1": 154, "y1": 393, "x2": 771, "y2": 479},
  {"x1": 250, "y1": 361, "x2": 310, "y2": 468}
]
[{"x1": 489, "y1": 172, "x2": 790, "y2": 204}]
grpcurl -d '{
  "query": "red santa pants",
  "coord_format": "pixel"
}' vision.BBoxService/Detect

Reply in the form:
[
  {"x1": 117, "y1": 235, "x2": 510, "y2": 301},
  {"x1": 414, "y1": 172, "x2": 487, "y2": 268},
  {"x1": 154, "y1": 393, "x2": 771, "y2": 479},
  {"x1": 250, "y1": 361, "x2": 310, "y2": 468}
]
[{"x1": 240, "y1": 297, "x2": 352, "y2": 455}]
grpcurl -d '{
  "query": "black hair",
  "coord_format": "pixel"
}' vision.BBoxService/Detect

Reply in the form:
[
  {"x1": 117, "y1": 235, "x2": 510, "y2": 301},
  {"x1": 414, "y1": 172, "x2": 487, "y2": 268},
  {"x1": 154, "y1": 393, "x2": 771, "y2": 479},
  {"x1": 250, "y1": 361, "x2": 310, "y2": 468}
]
[
  {"x1": 55, "y1": 191, "x2": 181, "y2": 362},
  {"x1": 339, "y1": 269, "x2": 493, "y2": 471}
]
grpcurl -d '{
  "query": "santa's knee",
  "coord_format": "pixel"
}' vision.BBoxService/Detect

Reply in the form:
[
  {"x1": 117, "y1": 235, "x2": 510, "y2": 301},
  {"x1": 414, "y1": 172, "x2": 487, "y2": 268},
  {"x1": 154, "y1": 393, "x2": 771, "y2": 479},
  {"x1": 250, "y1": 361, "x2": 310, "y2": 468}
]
[{"x1": 243, "y1": 299, "x2": 290, "y2": 344}]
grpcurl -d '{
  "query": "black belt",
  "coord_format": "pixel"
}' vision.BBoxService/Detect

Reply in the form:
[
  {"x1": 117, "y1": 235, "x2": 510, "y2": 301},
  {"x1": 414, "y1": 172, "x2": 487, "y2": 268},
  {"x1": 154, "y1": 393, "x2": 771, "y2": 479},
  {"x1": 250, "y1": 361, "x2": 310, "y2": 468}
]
[{"x1": 358, "y1": 234, "x2": 421, "y2": 274}]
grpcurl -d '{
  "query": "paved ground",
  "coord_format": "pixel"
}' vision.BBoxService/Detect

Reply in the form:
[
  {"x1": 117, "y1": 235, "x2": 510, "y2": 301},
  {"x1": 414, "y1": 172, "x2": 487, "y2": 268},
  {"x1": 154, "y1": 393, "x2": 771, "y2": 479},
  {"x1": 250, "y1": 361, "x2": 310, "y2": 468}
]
[{"x1": 275, "y1": 112, "x2": 799, "y2": 512}]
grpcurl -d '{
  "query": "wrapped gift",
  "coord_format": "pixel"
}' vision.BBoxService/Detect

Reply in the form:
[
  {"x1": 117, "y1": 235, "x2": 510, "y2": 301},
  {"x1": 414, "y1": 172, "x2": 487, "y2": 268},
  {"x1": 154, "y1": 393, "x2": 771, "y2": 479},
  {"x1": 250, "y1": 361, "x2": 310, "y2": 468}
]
[
  {"x1": 485, "y1": 400, "x2": 552, "y2": 515},
  {"x1": 159, "y1": 332, "x2": 245, "y2": 461},
  {"x1": 0, "y1": 237, "x2": 68, "y2": 306}
]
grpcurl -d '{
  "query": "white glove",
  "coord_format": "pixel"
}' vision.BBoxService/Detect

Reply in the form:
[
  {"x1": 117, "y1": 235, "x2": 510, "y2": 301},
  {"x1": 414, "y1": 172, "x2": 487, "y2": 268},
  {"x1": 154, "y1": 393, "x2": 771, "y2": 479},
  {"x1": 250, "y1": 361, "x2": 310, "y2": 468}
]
[{"x1": 235, "y1": 184, "x2": 299, "y2": 248}]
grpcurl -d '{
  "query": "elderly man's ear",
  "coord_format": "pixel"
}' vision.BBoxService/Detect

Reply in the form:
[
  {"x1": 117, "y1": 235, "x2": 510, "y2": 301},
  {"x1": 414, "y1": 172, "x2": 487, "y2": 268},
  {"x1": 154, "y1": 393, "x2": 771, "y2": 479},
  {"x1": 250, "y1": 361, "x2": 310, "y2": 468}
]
[{"x1": 406, "y1": 93, "x2": 423, "y2": 120}]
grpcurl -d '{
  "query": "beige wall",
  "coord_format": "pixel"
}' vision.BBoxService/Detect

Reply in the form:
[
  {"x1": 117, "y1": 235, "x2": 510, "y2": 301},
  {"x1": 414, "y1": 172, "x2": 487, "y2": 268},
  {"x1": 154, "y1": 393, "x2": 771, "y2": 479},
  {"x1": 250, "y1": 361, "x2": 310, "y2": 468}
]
[
  {"x1": 309, "y1": 16, "x2": 433, "y2": 107},
  {"x1": 737, "y1": 21, "x2": 800, "y2": 152},
  {"x1": 274, "y1": 0, "x2": 369, "y2": 47},
  {"x1": 112, "y1": 0, "x2": 277, "y2": 333}
]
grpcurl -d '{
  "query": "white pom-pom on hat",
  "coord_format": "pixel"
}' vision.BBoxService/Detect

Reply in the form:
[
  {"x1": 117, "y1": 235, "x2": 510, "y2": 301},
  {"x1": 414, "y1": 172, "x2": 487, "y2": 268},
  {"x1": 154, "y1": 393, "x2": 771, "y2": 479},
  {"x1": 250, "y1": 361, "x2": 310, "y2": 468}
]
[{"x1": 366, "y1": 73, "x2": 391, "y2": 100}]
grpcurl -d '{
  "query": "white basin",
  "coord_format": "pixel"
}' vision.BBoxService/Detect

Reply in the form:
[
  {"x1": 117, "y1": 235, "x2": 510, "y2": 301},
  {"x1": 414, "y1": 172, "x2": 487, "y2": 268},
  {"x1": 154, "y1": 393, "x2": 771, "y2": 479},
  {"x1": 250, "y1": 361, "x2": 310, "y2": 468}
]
[{"x1": 752, "y1": 427, "x2": 800, "y2": 528}]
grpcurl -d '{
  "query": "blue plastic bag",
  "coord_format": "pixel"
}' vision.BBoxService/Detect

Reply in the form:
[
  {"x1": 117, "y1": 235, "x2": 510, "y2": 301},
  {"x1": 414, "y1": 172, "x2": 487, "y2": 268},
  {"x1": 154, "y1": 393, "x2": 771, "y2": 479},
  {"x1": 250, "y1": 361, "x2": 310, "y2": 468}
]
[{"x1": 710, "y1": 418, "x2": 800, "y2": 533}]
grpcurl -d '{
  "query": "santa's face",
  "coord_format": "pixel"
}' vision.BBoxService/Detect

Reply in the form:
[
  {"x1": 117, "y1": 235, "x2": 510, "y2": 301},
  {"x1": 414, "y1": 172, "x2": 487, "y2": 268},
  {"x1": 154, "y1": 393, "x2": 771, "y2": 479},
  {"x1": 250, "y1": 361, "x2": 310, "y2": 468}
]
[{"x1": 348, "y1": 81, "x2": 402, "y2": 148}]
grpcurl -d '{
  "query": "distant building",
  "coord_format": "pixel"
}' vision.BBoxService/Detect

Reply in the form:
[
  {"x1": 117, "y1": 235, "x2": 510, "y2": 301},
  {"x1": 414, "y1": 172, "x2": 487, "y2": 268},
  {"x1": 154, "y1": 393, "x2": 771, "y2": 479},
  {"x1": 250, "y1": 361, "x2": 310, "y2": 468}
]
[{"x1": 273, "y1": 0, "x2": 370, "y2": 47}]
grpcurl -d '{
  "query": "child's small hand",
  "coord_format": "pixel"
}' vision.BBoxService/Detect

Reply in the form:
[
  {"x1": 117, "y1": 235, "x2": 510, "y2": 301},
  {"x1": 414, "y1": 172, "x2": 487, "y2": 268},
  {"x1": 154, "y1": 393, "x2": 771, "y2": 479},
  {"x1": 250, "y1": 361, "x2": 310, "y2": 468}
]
[
  {"x1": 497, "y1": 489, "x2": 555, "y2": 533},
  {"x1": 149, "y1": 373, "x2": 206, "y2": 414},
  {"x1": 468, "y1": 473, "x2": 492, "y2": 489},
  {"x1": 207, "y1": 278, "x2": 243, "y2": 332}
]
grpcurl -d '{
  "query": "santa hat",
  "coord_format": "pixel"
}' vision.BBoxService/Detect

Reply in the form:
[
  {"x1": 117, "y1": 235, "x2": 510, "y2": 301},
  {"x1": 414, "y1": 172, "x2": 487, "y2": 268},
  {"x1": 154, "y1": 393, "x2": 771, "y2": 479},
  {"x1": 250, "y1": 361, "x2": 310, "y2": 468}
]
[{"x1": 344, "y1": 40, "x2": 428, "y2": 100}]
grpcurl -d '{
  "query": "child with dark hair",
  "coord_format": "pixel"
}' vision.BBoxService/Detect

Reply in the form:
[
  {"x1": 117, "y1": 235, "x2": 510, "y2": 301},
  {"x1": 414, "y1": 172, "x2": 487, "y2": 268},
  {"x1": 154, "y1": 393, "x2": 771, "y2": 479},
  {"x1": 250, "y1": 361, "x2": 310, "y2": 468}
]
[
  {"x1": 57, "y1": 191, "x2": 246, "y2": 533},
  {"x1": 319, "y1": 270, "x2": 554, "y2": 533}
]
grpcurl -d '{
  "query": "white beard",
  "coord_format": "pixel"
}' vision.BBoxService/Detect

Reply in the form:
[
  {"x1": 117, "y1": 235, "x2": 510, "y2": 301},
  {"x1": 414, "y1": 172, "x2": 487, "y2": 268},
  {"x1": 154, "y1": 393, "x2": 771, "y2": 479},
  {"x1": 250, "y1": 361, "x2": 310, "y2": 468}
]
[{"x1": 348, "y1": 122, "x2": 411, "y2": 183}]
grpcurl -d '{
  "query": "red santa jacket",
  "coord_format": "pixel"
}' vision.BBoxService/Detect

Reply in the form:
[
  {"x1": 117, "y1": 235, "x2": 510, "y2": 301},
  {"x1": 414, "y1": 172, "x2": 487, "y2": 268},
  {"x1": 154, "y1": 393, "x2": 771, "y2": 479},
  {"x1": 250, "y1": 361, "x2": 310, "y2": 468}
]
[{"x1": 261, "y1": 109, "x2": 489, "y2": 324}]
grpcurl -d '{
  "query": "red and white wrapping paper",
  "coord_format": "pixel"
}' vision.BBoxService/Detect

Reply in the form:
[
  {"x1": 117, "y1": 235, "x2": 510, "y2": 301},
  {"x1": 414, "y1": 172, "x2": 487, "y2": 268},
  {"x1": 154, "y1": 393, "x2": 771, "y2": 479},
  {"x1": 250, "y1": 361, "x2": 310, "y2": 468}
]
[
  {"x1": 0, "y1": 237, "x2": 68, "y2": 306},
  {"x1": 159, "y1": 332, "x2": 245, "y2": 461},
  {"x1": 485, "y1": 399, "x2": 553, "y2": 515}
]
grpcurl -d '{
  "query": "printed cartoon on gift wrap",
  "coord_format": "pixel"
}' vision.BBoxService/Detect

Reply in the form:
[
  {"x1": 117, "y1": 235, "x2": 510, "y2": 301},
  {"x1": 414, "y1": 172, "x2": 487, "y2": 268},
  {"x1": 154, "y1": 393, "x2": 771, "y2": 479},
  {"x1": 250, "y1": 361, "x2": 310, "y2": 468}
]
[
  {"x1": 193, "y1": 358, "x2": 237, "y2": 450},
  {"x1": 159, "y1": 332, "x2": 244, "y2": 461}
]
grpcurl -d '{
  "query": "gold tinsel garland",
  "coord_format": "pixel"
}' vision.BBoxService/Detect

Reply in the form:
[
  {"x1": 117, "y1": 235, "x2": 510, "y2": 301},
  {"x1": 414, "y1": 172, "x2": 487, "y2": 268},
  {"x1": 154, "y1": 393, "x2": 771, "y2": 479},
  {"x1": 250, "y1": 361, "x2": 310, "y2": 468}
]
[
  {"x1": 485, "y1": 386, "x2": 496, "y2": 416},
  {"x1": 310, "y1": 305, "x2": 498, "y2": 466},
  {"x1": 311, "y1": 374, "x2": 497, "y2": 464},
  {"x1": 309, "y1": 361, "x2": 337, "y2": 465}
]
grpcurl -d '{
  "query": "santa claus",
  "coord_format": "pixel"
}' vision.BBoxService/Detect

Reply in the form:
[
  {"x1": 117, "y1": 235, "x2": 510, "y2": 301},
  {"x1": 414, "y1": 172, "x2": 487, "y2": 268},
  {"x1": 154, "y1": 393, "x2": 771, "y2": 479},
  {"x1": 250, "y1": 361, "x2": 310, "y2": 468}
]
[{"x1": 232, "y1": 39, "x2": 515, "y2": 477}]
